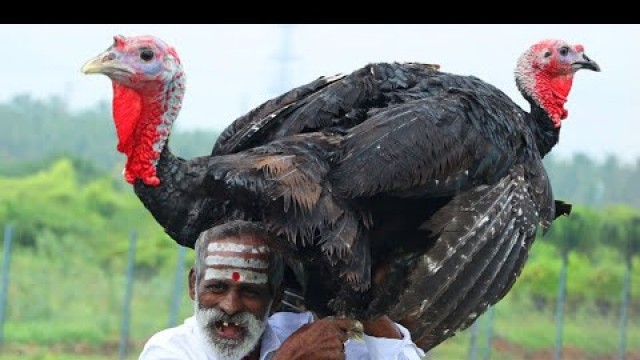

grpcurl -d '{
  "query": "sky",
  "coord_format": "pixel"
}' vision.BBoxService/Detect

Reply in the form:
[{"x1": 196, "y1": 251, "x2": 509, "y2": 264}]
[{"x1": 1, "y1": 24, "x2": 637, "y2": 164}]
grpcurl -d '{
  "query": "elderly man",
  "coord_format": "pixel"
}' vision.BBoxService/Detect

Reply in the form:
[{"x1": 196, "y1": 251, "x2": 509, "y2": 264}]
[{"x1": 139, "y1": 220, "x2": 425, "y2": 360}]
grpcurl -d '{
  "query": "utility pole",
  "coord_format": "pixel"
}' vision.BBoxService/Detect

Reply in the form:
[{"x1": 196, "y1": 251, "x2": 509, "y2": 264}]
[{"x1": 271, "y1": 24, "x2": 297, "y2": 95}]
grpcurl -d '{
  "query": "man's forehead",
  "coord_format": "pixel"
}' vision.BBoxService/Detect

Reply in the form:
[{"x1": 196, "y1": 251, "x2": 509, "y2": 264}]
[
  {"x1": 203, "y1": 240, "x2": 271, "y2": 284},
  {"x1": 207, "y1": 241, "x2": 271, "y2": 256}
]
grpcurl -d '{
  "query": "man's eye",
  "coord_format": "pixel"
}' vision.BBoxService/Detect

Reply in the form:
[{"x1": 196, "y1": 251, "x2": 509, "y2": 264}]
[
  {"x1": 243, "y1": 289, "x2": 260, "y2": 298},
  {"x1": 206, "y1": 283, "x2": 226, "y2": 292}
]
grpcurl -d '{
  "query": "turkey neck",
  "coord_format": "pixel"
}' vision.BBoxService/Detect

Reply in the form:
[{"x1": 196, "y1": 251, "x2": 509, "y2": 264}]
[
  {"x1": 523, "y1": 97, "x2": 560, "y2": 158},
  {"x1": 128, "y1": 72, "x2": 212, "y2": 248},
  {"x1": 114, "y1": 70, "x2": 185, "y2": 185},
  {"x1": 515, "y1": 70, "x2": 567, "y2": 159}
]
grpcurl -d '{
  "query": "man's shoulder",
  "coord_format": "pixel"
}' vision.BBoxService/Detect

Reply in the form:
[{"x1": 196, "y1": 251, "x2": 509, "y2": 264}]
[
  {"x1": 267, "y1": 311, "x2": 315, "y2": 337},
  {"x1": 140, "y1": 316, "x2": 202, "y2": 357}
]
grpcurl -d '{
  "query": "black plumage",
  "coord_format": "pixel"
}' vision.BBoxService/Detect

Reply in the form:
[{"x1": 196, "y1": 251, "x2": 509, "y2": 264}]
[{"x1": 82, "y1": 36, "x2": 598, "y2": 351}]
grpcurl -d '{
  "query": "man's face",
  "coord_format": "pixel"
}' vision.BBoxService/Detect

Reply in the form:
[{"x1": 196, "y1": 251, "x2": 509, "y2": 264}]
[{"x1": 190, "y1": 234, "x2": 274, "y2": 360}]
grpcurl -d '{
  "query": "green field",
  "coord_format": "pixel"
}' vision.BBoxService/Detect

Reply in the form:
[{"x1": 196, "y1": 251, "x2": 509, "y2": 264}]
[
  {"x1": 1, "y1": 246, "x2": 638, "y2": 360},
  {"x1": 1, "y1": 160, "x2": 639, "y2": 360}
]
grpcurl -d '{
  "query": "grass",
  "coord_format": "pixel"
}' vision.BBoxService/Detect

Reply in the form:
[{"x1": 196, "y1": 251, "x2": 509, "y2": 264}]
[
  {"x1": 0, "y1": 343, "x2": 139, "y2": 360},
  {"x1": 491, "y1": 296, "x2": 640, "y2": 356},
  {"x1": 426, "y1": 294, "x2": 640, "y2": 359}
]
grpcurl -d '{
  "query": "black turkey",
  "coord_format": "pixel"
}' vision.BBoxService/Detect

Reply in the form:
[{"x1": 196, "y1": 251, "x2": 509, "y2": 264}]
[{"x1": 82, "y1": 35, "x2": 598, "y2": 350}]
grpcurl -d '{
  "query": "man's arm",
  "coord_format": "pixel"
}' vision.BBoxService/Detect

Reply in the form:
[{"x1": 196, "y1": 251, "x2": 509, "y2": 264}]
[
  {"x1": 362, "y1": 315, "x2": 402, "y2": 339},
  {"x1": 361, "y1": 316, "x2": 426, "y2": 360},
  {"x1": 137, "y1": 325, "x2": 201, "y2": 360}
]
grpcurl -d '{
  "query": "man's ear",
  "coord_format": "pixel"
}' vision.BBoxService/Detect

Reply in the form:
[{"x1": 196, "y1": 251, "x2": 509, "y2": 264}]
[{"x1": 188, "y1": 267, "x2": 196, "y2": 301}]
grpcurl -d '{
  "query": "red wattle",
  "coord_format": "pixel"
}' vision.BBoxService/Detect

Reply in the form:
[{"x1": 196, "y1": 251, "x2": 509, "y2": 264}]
[
  {"x1": 113, "y1": 84, "x2": 141, "y2": 155},
  {"x1": 113, "y1": 83, "x2": 164, "y2": 186},
  {"x1": 534, "y1": 73, "x2": 574, "y2": 128}
]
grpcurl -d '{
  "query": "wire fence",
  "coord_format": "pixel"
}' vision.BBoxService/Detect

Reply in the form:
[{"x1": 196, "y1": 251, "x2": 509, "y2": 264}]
[{"x1": 0, "y1": 224, "x2": 637, "y2": 360}]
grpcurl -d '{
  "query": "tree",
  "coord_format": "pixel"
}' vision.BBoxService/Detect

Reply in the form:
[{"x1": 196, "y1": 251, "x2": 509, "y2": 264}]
[
  {"x1": 602, "y1": 205, "x2": 640, "y2": 360},
  {"x1": 545, "y1": 207, "x2": 601, "y2": 360}
]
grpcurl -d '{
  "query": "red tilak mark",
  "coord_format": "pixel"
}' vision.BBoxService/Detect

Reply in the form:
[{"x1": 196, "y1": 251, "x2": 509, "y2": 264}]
[{"x1": 232, "y1": 272, "x2": 240, "y2": 282}]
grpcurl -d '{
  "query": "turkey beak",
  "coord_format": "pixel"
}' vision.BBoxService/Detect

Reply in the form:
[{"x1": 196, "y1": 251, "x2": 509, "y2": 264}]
[
  {"x1": 81, "y1": 51, "x2": 135, "y2": 76},
  {"x1": 572, "y1": 53, "x2": 600, "y2": 72}
]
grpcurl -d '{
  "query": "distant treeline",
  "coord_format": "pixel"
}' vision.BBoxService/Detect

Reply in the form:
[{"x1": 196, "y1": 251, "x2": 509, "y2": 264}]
[
  {"x1": 0, "y1": 94, "x2": 219, "y2": 176},
  {"x1": 544, "y1": 153, "x2": 640, "y2": 209},
  {"x1": 1, "y1": 94, "x2": 639, "y2": 210}
]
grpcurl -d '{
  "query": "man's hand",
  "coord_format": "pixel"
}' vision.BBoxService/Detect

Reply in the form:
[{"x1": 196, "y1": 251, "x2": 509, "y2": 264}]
[{"x1": 272, "y1": 317, "x2": 355, "y2": 360}]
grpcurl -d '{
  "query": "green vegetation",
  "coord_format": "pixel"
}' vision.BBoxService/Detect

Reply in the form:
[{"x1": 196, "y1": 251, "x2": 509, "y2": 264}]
[
  {"x1": 1, "y1": 96, "x2": 639, "y2": 358},
  {"x1": 0, "y1": 158, "x2": 638, "y2": 359}
]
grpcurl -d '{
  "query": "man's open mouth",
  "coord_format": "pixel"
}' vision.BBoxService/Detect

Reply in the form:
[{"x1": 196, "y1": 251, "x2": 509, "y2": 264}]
[{"x1": 214, "y1": 320, "x2": 246, "y2": 340}]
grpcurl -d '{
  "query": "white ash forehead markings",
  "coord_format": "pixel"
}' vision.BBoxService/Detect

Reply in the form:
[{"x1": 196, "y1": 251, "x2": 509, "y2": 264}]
[
  {"x1": 204, "y1": 268, "x2": 268, "y2": 284},
  {"x1": 207, "y1": 243, "x2": 270, "y2": 254},
  {"x1": 205, "y1": 255, "x2": 269, "y2": 269}
]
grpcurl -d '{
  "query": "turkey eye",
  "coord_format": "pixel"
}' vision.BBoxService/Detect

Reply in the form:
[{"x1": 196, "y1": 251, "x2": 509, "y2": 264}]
[
  {"x1": 140, "y1": 49, "x2": 154, "y2": 61},
  {"x1": 559, "y1": 46, "x2": 569, "y2": 56}
]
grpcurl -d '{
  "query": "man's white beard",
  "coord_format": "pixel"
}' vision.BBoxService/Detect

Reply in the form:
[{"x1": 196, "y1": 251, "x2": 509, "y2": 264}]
[{"x1": 194, "y1": 300, "x2": 268, "y2": 360}]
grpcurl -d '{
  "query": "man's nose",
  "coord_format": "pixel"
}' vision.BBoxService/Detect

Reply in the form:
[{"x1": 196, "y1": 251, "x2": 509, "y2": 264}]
[{"x1": 219, "y1": 289, "x2": 243, "y2": 315}]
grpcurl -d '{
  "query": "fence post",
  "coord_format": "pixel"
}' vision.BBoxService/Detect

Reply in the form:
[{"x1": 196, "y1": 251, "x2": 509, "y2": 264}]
[
  {"x1": 617, "y1": 257, "x2": 632, "y2": 360},
  {"x1": 482, "y1": 305, "x2": 495, "y2": 360},
  {"x1": 168, "y1": 246, "x2": 186, "y2": 327},
  {"x1": 119, "y1": 231, "x2": 137, "y2": 360},
  {"x1": 554, "y1": 249, "x2": 569, "y2": 360},
  {"x1": 0, "y1": 225, "x2": 13, "y2": 349},
  {"x1": 468, "y1": 317, "x2": 480, "y2": 360}
]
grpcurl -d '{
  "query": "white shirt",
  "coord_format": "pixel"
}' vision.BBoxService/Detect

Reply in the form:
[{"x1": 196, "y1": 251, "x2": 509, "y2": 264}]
[{"x1": 139, "y1": 311, "x2": 425, "y2": 360}]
